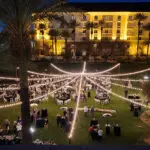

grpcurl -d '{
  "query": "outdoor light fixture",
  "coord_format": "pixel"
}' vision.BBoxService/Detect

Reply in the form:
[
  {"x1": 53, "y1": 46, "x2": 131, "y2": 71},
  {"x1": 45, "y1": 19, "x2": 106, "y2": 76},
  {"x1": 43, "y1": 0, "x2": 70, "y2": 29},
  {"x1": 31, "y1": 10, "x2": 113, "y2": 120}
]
[
  {"x1": 30, "y1": 127, "x2": 36, "y2": 134},
  {"x1": 144, "y1": 75, "x2": 149, "y2": 80}
]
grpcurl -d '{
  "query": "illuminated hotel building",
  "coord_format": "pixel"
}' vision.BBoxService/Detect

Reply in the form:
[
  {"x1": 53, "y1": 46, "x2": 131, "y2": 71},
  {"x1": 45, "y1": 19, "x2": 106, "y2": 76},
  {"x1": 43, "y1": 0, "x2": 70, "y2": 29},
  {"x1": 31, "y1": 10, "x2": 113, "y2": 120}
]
[{"x1": 33, "y1": 11, "x2": 150, "y2": 56}]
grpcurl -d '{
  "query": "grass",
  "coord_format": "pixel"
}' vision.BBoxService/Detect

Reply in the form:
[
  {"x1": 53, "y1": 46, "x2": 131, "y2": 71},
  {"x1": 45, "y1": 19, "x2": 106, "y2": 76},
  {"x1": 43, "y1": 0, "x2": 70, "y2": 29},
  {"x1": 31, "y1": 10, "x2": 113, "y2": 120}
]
[
  {"x1": 0, "y1": 86, "x2": 150, "y2": 145},
  {"x1": 0, "y1": 62, "x2": 150, "y2": 145}
]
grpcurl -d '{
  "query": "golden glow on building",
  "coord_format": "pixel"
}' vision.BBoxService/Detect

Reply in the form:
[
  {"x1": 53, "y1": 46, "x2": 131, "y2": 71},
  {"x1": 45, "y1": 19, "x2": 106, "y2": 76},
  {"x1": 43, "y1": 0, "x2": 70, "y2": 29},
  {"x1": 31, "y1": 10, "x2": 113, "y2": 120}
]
[{"x1": 33, "y1": 11, "x2": 150, "y2": 56}]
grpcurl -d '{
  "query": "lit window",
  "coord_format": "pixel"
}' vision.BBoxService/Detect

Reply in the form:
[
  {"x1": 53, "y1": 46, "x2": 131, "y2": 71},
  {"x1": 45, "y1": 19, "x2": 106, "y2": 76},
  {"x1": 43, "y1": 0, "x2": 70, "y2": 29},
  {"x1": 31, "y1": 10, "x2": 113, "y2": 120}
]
[
  {"x1": 117, "y1": 22, "x2": 121, "y2": 28},
  {"x1": 117, "y1": 30, "x2": 120, "y2": 34},
  {"x1": 128, "y1": 16, "x2": 133, "y2": 21},
  {"x1": 94, "y1": 16, "x2": 98, "y2": 21},
  {"x1": 102, "y1": 15, "x2": 113, "y2": 21},
  {"x1": 118, "y1": 16, "x2": 121, "y2": 21},
  {"x1": 94, "y1": 30, "x2": 98, "y2": 34}
]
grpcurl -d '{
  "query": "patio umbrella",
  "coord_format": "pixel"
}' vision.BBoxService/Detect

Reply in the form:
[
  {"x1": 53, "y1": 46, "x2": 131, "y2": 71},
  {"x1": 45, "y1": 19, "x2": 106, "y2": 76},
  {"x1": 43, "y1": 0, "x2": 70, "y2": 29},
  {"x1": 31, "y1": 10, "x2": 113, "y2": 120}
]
[{"x1": 102, "y1": 113, "x2": 112, "y2": 123}]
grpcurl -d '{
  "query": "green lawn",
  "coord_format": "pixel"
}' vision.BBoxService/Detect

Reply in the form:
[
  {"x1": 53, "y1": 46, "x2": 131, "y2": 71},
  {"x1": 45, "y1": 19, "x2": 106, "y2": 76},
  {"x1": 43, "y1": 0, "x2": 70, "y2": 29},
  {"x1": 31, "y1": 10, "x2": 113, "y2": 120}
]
[
  {"x1": 0, "y1": 85, "x2": 149, "y2": 145},
  {"x1": 0, "y1": 62, "x2": 150, "y2": 145}
]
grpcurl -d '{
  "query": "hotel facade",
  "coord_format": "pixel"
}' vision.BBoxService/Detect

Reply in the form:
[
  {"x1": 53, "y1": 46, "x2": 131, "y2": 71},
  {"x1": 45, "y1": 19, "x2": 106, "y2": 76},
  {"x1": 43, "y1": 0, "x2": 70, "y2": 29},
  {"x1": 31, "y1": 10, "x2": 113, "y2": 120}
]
[{"x1": 32, "y1": 11, "x2": 150, "y2": 56}]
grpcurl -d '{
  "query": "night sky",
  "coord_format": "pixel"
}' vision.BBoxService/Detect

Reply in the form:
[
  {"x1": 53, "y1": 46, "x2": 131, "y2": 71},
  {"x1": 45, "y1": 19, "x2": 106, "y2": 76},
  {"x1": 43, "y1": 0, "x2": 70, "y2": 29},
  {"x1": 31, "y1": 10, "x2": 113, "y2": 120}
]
[{"x1": 69, "y1": 0, "x2": 150, "y2": 2}]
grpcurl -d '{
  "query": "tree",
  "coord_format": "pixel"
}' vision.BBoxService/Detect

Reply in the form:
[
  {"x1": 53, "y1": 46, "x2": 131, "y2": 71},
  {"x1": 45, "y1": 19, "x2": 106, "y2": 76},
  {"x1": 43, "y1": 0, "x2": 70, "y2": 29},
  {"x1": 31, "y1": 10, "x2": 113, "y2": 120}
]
[
  {"x1": 143, "y1": 23, "x2": 150, "y2": 62},
  {"x1": 143, "y1": 81, "x2": 150, "y2": 104},
  {"x1": 85, "y1": 21, "x2": 97, "y2": 40},
  {"x1": 98, "y1": 19, "x2": 105, "y2": 41},
  {"x1": 0, "y1": 0, "x2": 68, "y2": 144},
  {"x1": 134, "y1": 13, "x2": 148, "y2": 57},
  {"x1": 39, "y1": 23, "x2": 46, "y2": 54},
  {"x1": 61, "y1": 30, "x2": 71, "y2": 60},
  {"x1": 69, "y1": 19, "x2": 80, "y2": 46},
  {"x1": 49, "y1": 29, "x2": 60, "y2": 55}
]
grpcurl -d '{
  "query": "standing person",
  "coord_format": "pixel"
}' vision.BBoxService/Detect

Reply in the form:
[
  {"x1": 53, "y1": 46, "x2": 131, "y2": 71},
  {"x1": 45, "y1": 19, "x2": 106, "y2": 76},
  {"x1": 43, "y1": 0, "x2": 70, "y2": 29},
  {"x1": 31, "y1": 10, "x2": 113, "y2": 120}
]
[
  {"x1": 56, "y1": 114, "x2": 61, "y2": 127},
  {"x1": 124, "y1": 89, "x2": 128, "y2": 98},
  {"x1": 91, "y1": 106, "x2": 95, "y2": 118},
  {"x1": 84, "y1": 106, "x2": 88, "y2": 117},
  {"x1": 97, "y1": 128, "x2": 103, "y2": 141}
]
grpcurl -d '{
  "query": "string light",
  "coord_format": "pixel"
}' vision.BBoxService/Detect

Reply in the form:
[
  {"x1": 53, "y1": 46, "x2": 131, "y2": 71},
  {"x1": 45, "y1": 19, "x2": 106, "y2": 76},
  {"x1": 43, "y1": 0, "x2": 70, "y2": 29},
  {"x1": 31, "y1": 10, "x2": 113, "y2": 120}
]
[
  {"x1": 51, "y1": 63, "x2": 80, "y2": 75},
  {"x1": 68, "y1": 62, "x2": 86, "y2": 139},
  {"x1": 98, "y1": 68, "x2": 150, "y2": 77},
  {"x1": 85, "y1": 77, "x2": 149, "y2": 108},
  {"x1": 92, "y1": 76, "x2": 143, "y2": 91},
  {"x1": 0, "y1": 77, "x2": 79, "y2": 109},
  {"x1": 0, "y1": 77, "x2": 19, "y2": 81},
  {"x1": 110, "y1": 78, "x2": 146, "y2": 82},
  {"x1": 86, "y1": 63, "x2": 120, "y2": 75},
  {"x1": 111, "y1": 82, "x2": 143, "y2": 91},
  {"x1": 28, "y1": 70, "x2": 75, "y2": 77},
  {"x1": 30, "y1": 76, "x2": 79, "y2": 102}
]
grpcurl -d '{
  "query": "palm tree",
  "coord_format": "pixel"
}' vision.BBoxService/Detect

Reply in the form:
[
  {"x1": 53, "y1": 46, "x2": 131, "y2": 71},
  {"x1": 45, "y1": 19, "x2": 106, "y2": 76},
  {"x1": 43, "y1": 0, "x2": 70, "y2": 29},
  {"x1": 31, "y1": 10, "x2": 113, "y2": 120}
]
[
  {"x1": 0, "y1": 0, "x2": 68, "y2": 144},
  {"x1": 69, "y1": 19, "x2": 80, "y2": 47},
  {"x1": 39, "y1": 23, "x2": 46, "y2": 53},
  {"x1": 134, "y1": 13, "x2": 148, "y2": 57},
  {"x1": 48, "y1": 29, "x2": 54, "y2": 55},
  {"x1": 49, "y1": 29, "x2": 60, "y2": 55},
  {"x1": 99, "y1": 19, "x2": 105, "y2": 41},
  {"x1": 143, "y1": 23, "x2": 150, "y2": 62},
  {"x1": 61, "y1": 30, "x2": 70, "y2": 59},
  {"x1": 85, "y1": 21, "x2": 97, "y2": 40}
]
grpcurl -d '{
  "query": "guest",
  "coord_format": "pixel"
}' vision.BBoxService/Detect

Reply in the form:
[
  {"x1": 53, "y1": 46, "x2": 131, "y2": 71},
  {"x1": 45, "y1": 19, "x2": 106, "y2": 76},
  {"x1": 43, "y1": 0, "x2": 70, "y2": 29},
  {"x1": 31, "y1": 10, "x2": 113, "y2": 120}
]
[
  {"x1": 44, "y1": 118, "x2": 48, "y2": 128},
  {"x1": 63, "y1": 110, "x2": 67, "y2": 116},
  {"x1": 16, "y1": 123, "x2": 22, "y2": 137},
  {"x1": 97, "y1": 127, "x2": 103, "y2": 140},
  {"x1": 124, "y1": 89, "x2": 128, "y2": 98},
  {"x1": 56, "y1": 114, "x2": 61, "y2": 127},
  {"x1": 91, "y1": 106, "x2": 95, "y2": 118},
  {"x1": 13, "y1": 121, "x2": 17, "y2": 135},
  {"x1": 60, "y1": 116, "x2": 66, "y2": 129},
  {"x1": 17, "y1": 116, "x2": 22, "y2": 124},
  {"x1": 84, "y1": 106, "x2": 88, "y2": 117},
  {"x1": 130, "y1": 103, "x2": 134, "y2": 112},
  {"x1": 87, "y1": 91, "x2": 91, "y2": 98},
  {"x1": 88, "y1": 125, "x2": 94, "y2": 133}
]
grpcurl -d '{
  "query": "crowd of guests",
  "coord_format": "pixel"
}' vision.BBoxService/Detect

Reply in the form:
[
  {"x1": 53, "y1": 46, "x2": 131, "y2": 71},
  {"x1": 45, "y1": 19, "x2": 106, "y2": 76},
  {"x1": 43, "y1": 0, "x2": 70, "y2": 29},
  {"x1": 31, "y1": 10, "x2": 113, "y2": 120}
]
[
  {"x1": 0, "y1": 117, "x2": 22, "y2": 145},
  {"x1": 30, "y1": 108, "x2": 49, "y2": 128},
  {"x1": 56, "y1": 107, "x2": 74, "y2": 133},
  {"x1": 0, "y1": 74, "x2": 72, "y2": 104},
  {"x1": 88, "y1": 118, "x2": 121, "y2": 141}
]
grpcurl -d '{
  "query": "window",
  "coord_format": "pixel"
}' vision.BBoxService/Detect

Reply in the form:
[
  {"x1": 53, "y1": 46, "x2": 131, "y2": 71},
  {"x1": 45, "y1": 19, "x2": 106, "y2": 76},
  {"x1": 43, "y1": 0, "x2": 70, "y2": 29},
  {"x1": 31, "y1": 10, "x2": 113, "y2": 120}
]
[
  {"x1": 117, "y1": 30, "x2": 120, "y2": 34},
  {"x1": 105, "y1": 22, "x2": 113, "y2": 28},
  {"x1": 118, "y1": 16, "x2": 121, "y2": 21},
  {"x1": 102, "y1": 15, "x2": 113, "y2": 21},
  {"x1": 94, "y1": 16, "x2": 98, "y2": 21},
  {"x1": 94, "y1": 30, "x2": 98, "y2": 34},
  {"x1": 128, "y1": 16, "x2": 133, "y2": 21},
  {"x1": 117, "y1": 22, "x2": 121, "y2": 28},
  {"x1": 127, "y1": 30, "x2": 136, "y2": 36},
  {"x1": 104, "y1": 29, "x2": 112, "y2": 34},
  {"x1": 127, "y1": 23, "x2": 135, "y2": 28}
]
